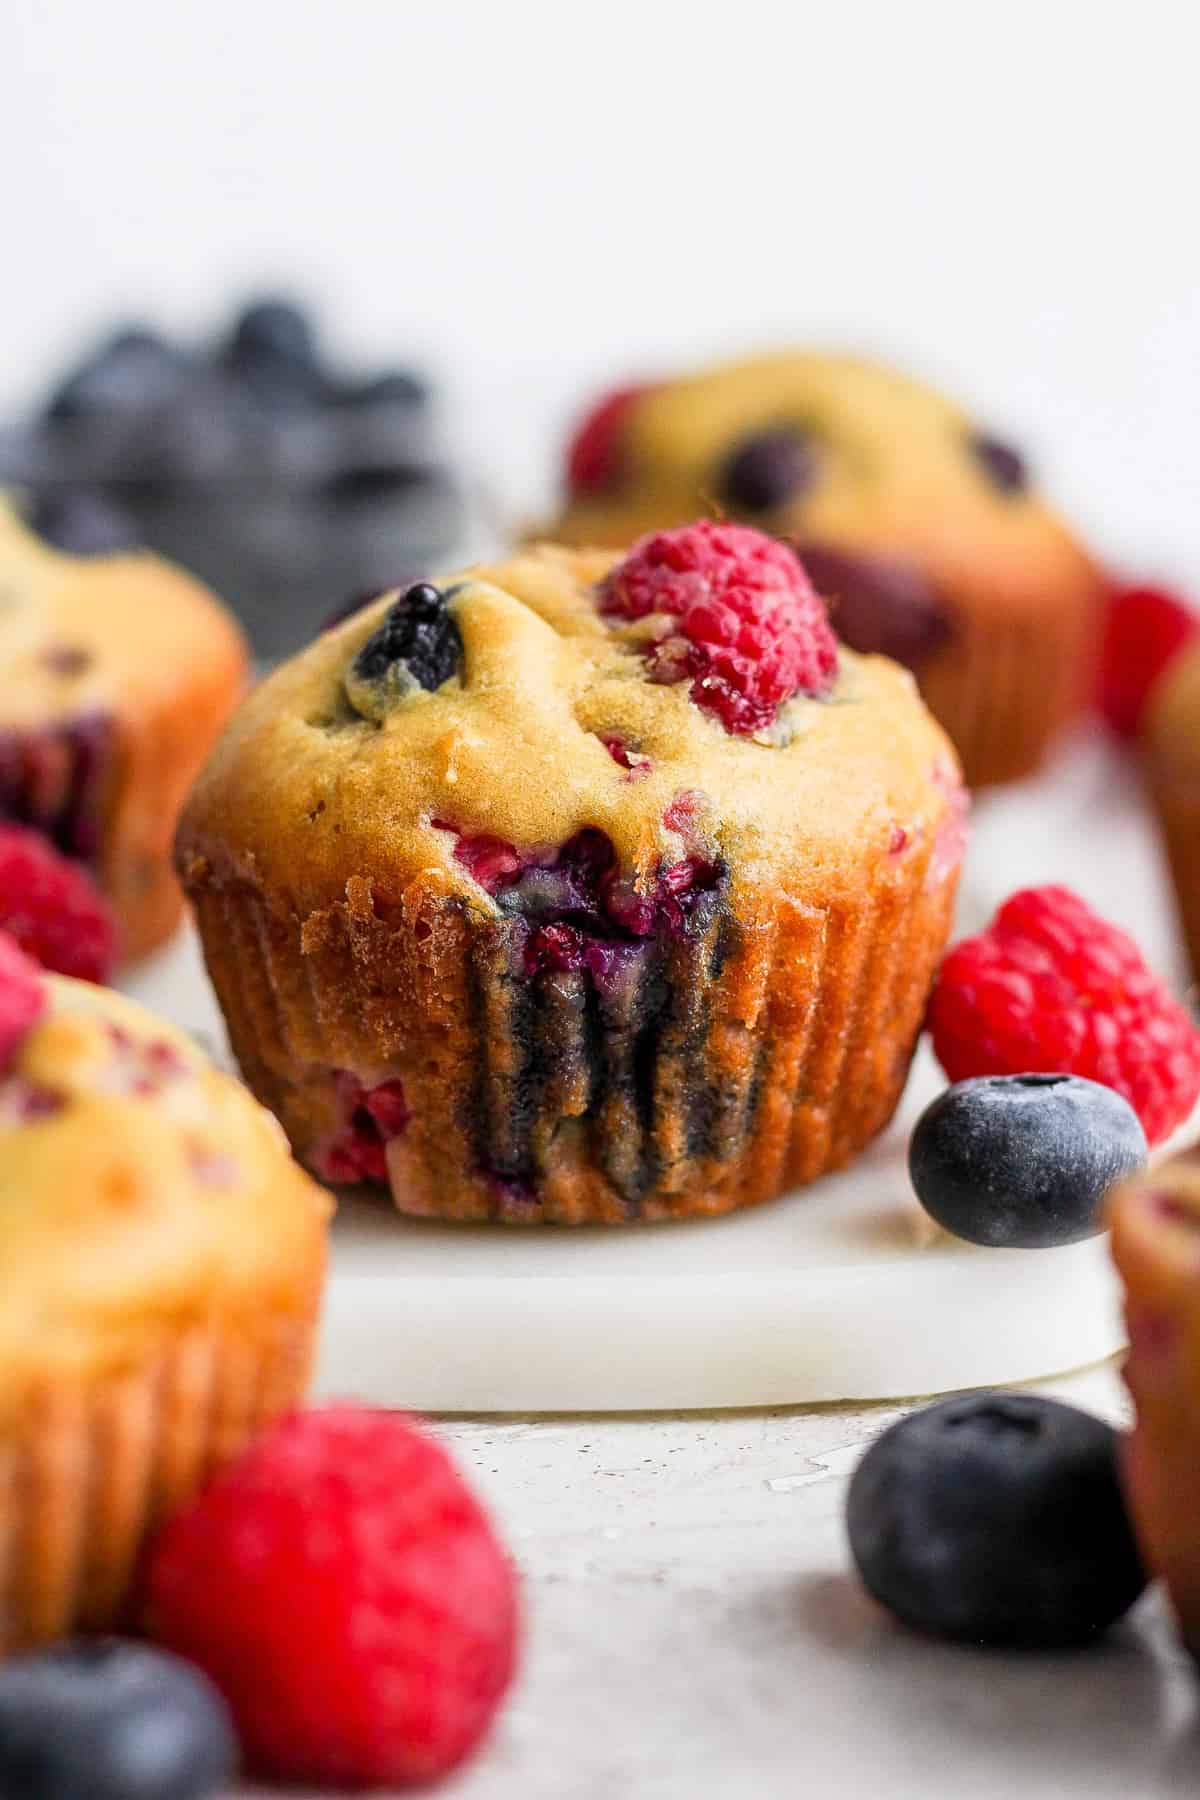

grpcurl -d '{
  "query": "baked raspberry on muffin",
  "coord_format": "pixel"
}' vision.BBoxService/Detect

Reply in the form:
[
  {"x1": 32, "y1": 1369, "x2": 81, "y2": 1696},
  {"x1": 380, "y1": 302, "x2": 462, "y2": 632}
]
[
  {"x1": 178, "y1": 522, "x2": 965, "y2": 1225},
  {"x1": 0, "y1": 945, "x2": 330, "y2": 1654},
  {"x1": 0, "y1": 495, "x2": 247, "y2": 959},
  {"x1": 1109, "y1": 1149, "x2": 1200, "y2": 1662},
  {"x1": 549, "y1": 354, "x2": 1108, "y2": 788},
  {"x1": 1143, "y1": 633, "x2": 1200, "y2": 987}
]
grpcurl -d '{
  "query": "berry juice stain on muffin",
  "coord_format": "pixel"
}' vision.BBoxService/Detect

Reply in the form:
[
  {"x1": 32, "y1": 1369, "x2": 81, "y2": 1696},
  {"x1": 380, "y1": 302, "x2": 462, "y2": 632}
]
[
  {"x1": 179, "y1": 525, "x2": 965, "y2": 1224},
  {"x1": 553, "y1": 354, "x2": 1107, "y2": 787}
]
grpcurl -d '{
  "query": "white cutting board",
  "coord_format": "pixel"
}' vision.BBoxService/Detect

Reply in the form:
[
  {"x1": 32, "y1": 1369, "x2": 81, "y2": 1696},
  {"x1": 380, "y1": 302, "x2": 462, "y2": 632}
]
[{"x1": 123, "y1": 732, "x2": 1184, "y2": 1411}]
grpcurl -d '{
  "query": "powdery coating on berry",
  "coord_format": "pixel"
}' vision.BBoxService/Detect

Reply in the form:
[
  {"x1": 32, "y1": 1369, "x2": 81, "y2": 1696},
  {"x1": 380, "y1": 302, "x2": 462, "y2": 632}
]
[
  {"x1": 146, "y1": 1406, "x2": 518, "y2": 1789},
  {"x1": 1097, "y1": 584, "x2": 1199, "y2": 739},
  {"x1": 0, "y1": 825, "x2": 119, "y2": 983},
  {"x1": 0, "y1": 931, "x2": 46, "y2": 1069},
  {"x1": 565, "y1": 383, "x2": 651, "y2": 496},
  {"x1": 928, "y1": 884, "x2": 1200, "y2": 1146},
  {"x1": 600, "y1": 521, "x2": 838, "y2": 735}
]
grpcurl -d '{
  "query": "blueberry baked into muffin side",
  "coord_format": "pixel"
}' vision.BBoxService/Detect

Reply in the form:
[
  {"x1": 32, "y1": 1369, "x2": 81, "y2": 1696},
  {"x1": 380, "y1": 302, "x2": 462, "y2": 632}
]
[
  {"x1": 551, "y1": 354, "x2": 1108, "y2": 787},
  {"x1": 0, "y1": 497, "x2": 248, "y2": 958},
  {"x1": 178, "y1": 523, "x2": 966, "y2": 1224}
]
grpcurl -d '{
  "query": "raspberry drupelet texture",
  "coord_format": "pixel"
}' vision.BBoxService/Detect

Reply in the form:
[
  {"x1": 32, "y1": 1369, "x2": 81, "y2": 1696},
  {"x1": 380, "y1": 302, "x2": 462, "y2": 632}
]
[
  {"x1": 0, "y1": 825, "x2": 119, "y2": 983},
  {"x1": 1098, "y1": 584, "x2": 1199, "y2": 739},
  {"x1": 928, "y1": 885, "x2": 1200, "y2": 1146},
  {"x1": 601, "y1": 520, "x2": 839, "y2": 735},
  {"x1": 0, "y1": 931, "x2": 47, "y2": 1068},
  {"x1": 565, "y1": 383, "x2": 651, "y2": 496},
  {"x1": 146, "y1": 1406, "x2": 518, "y2": 1790}
]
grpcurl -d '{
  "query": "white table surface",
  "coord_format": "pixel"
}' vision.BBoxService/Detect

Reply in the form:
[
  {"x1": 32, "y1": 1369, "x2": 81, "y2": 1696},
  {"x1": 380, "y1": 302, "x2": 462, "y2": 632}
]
[{"x1": 235, "y1": 1363, "x2": 1199, "y2": 1800}]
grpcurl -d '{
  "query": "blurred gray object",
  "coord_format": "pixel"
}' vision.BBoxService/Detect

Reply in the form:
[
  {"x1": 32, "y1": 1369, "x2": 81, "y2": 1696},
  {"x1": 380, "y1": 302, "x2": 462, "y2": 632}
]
[{"x1": 0, "y1": 298, "x2": 466, "y2": 659}]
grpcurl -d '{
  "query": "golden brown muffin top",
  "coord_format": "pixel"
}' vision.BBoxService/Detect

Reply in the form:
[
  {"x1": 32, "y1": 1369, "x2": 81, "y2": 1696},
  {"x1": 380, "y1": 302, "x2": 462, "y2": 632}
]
[
  {"x1": 0, "y1": 497, "x2": 248, "y2": 729},
  {"x1": 179, "y1": 543, "x2": 962, "y2": 918},
  {"x1": 0, "y1": 977, "x2": 330, "y2": 1420},
  {"x1": 1147, "y1": 640, "x2": 1200, "y2": 778},
  {"x1": 549, "y1": 353, "x2": 1096, "y2": 616}
]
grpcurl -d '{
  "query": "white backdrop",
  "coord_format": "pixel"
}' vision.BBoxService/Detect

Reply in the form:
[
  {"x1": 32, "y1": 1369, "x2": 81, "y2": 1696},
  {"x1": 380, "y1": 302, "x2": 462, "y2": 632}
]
[{"x1": 5, "y1": 0, "x2": 1198, "y2": 569}]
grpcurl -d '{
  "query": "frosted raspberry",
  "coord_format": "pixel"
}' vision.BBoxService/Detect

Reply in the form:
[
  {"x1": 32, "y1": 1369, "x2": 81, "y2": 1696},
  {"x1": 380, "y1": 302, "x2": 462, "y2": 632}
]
[
  {"x1": 929, "y1": 885, "x2": 1200, "y2": 1145},
  {"x1": 0, "y1": 824, "x2": 118, "y2": 982},
  {"x1": 1097, "y1": 583, "x2": 1198, "y2": 738},
  {"x1": 0, "y1": 931, "x2": 47, "y2": 1068},
  {"x1": 601, "y1": 521, "x2": 838, "y2": 734},
  {"x1": 146, "y1": 1406, "x2": 518, "y2": 1789},
  {"x1": 565, "y1": 382, "x2": 651, "y2": 495}
]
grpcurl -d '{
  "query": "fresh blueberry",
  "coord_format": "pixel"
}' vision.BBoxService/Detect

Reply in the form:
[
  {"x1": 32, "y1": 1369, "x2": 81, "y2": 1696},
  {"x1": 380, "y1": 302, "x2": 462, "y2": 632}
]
[
  {"x1": 718, "y1": 427, "x2": 817, "y2": 514},
  {"x1": 909, "y1": 1073, "x2": 1147, "y2": 1248},
  {"x1": 337, "y1": 369, "x2": 429, "y2": 410},
  {"x1": 795, "y1": 541, "x2": 951, "y2": 669},
  {"x1": 28, "y1": 487, "x2": 141, "y2": 555},
  {"x1": 223, "y1": 298, "x2": 321, "y2": 408},
  {"x1": 45, "y1": 329, "x2": 188, "y2": 424},
  {"x1": 970, "y1": 431, "x2": 1028, "y2": 494},
  {"x1": 226, "y1": 297, "x2": 315, "y2": 368},
  {"x1": 116, "y1": 373, "x2": 251, "y2": 495},
  {"x1": 323, "y1": 462, "x2": 425, "y2": 505},
  {"x1": 350, "y1": 581, "x2": 463, "y2": 698},
  {"x1": 0, "y1": 1640, "x2": 237, "y2": 1800},
  {"x1": 847, "y1": 1395, "x2": 1146, "y2": 1647}
]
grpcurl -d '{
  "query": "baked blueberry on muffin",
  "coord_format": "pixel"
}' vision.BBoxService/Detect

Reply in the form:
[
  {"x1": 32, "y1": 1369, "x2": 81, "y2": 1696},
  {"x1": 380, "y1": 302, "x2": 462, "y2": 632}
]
[
  {"x1": 178, "y1": 522, "x2": 966, "y2": 1225},
  {"x1": 550, "y1": 354, "x2": 1108, "y2": 787},
  {"x1": 0, "y1": 940, "x2": 330, "y2": 1653},
  {"x1": 1109, "y1": 1149, "x2": 1200, "y2": 1662},
  {"x1": 0, "y1": 496, "x2": 247, "y2": 959}
]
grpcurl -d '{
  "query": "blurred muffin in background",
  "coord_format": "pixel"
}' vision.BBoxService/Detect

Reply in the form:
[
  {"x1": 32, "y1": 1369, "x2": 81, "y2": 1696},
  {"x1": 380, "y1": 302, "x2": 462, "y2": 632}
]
[
  {"x1": 548, "y1": 353, "x2": 1108, "y2": 788},
  {"x1": 1145, "y1": 635, "x2": 1200, "y2": 987},
  {"x1": 0, "y1": 297, "x2": 466, "y2": 659},
  {"x1": 0, "y1": 495, "x2": 247, "y2": 959}
]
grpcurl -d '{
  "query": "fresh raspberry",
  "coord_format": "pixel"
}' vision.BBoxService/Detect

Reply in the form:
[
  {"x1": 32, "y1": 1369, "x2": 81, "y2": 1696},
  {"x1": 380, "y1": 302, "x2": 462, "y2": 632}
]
[
  {"x1": 601, "y1": 521, "x2": 838, "y2": 734},
  {"x1": 1097, "y1": 584, "x2": 1199, "y2": 738},
  {"x1": 0, "y1": 930, "x2": 47, "y2": 1067},
  {"x1": 146, "y1": 1406, "x2": 519, "y2": 1789},
  {"x1": 928, "y1": 885, "x2": 1200, "y2": 1145},
  {"x1": 564, "y1": 382, "x2": 650, "y2": 496},
  {"x1": 0, "y1": 825, "x2": 118, "y2": 982}
]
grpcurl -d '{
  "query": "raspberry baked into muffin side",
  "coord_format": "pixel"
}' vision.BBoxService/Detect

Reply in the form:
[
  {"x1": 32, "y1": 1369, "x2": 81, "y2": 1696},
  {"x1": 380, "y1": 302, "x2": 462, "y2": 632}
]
[
  {"x1": 0, "y1": 952, "x2": 331, "y2": 1654},
  {"x1": 551, "y1": 354, "x2": 1108, "y2": 787},
  {"x1": 0, "y1": 497, "x2": 248, "y2": 959},
  {"x1": 178, "y1": 523, "x2": 966, "y2": 1224}
]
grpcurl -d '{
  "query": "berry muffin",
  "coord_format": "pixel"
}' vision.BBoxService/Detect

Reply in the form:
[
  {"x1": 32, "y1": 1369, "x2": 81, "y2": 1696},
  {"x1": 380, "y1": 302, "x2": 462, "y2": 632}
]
[
  {"x1": 0, "y1": 495, "x2": 248, "y2": 959},
  {"x1": 550, "y1": 353, "x2": 1108, "y2": 787},
  {"x1": 1143, "y1": 635, "x2": 1200, "y2": 986},
  {"x1": 1110, "y1": 1149, "x2": 1200, "y2": 1661},
  {"x1": 178, "y1": 521, "x2": 966, "y2": 1225},
  {"x1": 0, "y1": 942, "x2": 330, "y2": 1654}
]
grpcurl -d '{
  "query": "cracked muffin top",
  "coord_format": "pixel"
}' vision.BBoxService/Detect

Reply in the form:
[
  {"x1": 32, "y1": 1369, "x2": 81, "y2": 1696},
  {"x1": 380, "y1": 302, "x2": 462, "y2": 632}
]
[
  {"x1": 179, "y1": 527, "x2": 963, "y2": 920},
  {"x1": 0, "y1": 970, "x2": 330, "y2": 1420}
]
